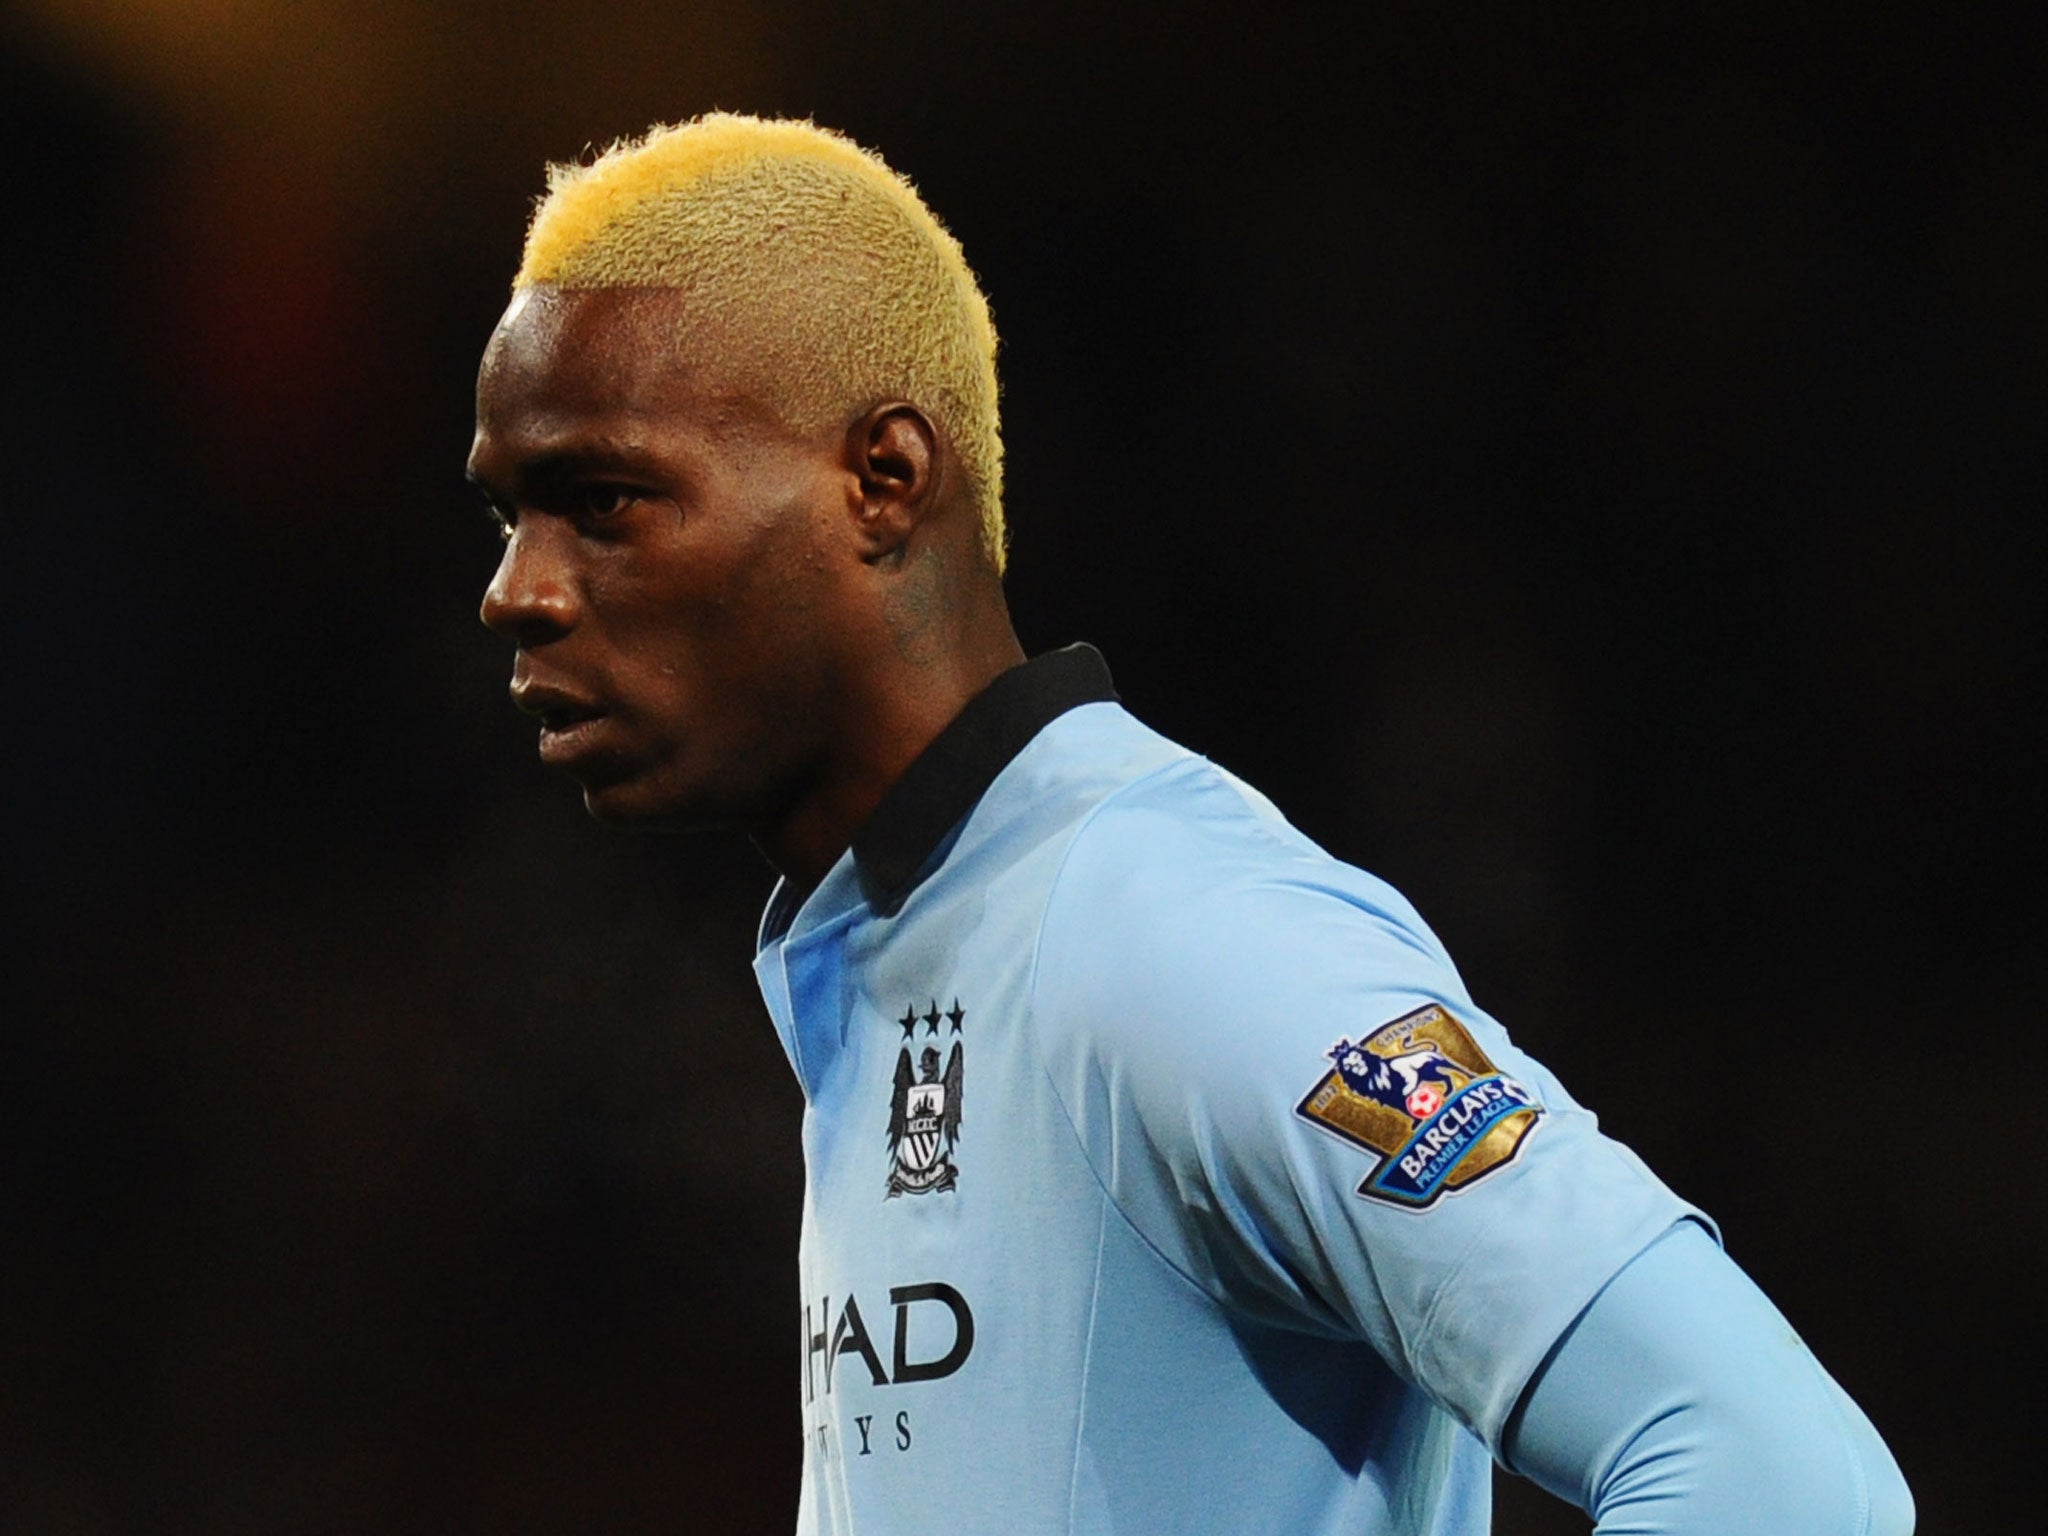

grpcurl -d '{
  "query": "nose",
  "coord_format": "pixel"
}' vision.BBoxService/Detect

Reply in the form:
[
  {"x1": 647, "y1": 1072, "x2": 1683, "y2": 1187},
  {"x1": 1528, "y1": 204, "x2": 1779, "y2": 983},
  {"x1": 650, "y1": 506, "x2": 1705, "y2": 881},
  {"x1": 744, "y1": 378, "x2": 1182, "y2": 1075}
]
[{"x1": 479, "y1": 522, "x2": 577, "y2": 646}]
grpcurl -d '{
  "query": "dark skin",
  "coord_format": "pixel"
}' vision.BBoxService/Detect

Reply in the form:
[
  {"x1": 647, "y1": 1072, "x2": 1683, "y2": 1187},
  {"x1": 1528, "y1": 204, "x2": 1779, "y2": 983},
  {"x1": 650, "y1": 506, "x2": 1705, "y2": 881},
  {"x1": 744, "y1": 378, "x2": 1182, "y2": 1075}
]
[{"x1": 470, "y1": 285, "x2": 1024, "y2": 890}]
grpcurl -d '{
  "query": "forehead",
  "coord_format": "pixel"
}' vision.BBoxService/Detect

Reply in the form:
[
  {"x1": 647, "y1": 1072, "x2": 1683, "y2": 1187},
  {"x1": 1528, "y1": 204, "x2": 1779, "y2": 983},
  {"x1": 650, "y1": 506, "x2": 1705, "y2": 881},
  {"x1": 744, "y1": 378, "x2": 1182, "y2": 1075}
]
[
  {"x1": 470, "y1": 287, "x2": 770, "y2": 476},
  {"x1": 478, "y1": 286, "x2": 703, "y2": 421}
]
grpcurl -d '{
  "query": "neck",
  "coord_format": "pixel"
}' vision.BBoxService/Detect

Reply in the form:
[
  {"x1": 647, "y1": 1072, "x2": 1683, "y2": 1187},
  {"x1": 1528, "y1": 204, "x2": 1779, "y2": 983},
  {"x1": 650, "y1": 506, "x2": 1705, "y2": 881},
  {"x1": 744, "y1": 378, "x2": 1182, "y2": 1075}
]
[{"x1": 756, "y1": 605, "x2": 1025, "y2": 892}]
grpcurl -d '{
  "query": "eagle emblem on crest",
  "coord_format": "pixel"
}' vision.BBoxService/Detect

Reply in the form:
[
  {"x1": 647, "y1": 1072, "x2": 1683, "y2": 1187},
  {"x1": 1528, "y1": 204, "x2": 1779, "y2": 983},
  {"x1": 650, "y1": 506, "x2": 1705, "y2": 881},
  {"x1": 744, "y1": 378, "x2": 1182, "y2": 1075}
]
[{"x1": 887, "y1": 999, "x2": 964, "y2": 1196}]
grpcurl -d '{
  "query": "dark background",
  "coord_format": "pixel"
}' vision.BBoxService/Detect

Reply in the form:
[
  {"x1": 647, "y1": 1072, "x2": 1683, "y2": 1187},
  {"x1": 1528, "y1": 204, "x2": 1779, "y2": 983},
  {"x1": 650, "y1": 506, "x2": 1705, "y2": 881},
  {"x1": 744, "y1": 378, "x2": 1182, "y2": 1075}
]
[{"x1": 3, "y1": 3, "x2": 2038, "y2": 1531}]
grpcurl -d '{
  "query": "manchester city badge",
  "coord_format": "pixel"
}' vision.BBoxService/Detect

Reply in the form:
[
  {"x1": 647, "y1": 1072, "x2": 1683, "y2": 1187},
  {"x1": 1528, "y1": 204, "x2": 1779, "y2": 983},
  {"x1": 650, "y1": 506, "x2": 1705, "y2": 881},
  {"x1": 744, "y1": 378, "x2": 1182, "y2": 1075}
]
[
  {"x1": 1295, "y1": 1003, "x2": 1543, "y2": 1208},
  {"x1": 887, "y1": 999, "x2": 964, "y2": 1196}
]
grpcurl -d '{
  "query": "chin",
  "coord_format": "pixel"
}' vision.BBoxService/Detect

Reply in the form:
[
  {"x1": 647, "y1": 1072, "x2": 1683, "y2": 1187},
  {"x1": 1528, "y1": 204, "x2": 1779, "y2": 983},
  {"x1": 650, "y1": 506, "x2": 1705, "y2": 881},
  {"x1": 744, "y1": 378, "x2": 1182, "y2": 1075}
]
[
  {"x1": 577, "y1": 769, "x2": 717, "y2": 831},
  {"x1": 582, "y1": 784, "x2": 675, "y2": 828}
]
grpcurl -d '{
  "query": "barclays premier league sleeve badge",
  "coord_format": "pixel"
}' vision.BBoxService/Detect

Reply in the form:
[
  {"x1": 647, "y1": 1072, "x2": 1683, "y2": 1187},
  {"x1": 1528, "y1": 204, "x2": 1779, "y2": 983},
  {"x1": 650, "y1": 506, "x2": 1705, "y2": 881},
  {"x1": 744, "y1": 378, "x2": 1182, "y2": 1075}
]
[{"x1": 1295, "y1": 1004, "x2": 1544, "y2": 1208}]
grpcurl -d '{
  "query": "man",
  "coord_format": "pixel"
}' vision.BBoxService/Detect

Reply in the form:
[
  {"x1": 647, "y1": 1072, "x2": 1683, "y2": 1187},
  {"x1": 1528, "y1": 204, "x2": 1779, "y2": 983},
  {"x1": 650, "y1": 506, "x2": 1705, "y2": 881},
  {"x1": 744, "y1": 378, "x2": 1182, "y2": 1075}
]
[{"x1": 470, "y1": 114, "x2": 1911, "y2": 1534}]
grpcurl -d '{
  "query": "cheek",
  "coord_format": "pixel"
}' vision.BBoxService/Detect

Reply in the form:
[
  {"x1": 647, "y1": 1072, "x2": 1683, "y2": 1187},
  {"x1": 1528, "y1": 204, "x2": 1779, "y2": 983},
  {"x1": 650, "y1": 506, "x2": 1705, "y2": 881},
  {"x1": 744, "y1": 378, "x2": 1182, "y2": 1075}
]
[
  {"x1": 707, "y1": 510, "x2": 845, "y2": 664},
  {"x1": 592, "y1": 478, "x2": 850, "y2": 726},
  {"x1": 590, "y1": 569, "x2": 816, "y2": 737}
]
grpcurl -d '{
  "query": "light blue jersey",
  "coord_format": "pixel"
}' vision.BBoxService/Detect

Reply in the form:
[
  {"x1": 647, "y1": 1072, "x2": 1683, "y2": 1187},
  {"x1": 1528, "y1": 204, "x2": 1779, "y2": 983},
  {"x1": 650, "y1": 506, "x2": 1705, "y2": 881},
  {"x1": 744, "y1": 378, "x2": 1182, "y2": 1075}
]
[{"x1": 754, "y1": 647, "x2": 1700, "y2": 1535}]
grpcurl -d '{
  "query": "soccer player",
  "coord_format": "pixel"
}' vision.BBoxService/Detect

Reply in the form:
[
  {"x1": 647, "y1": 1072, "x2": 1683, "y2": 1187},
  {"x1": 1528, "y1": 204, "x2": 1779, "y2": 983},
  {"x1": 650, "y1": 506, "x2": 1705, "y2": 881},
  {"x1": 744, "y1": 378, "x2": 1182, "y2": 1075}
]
[{"x1": 469, "y1": 115, "x2": 1912, "y2": 1535}]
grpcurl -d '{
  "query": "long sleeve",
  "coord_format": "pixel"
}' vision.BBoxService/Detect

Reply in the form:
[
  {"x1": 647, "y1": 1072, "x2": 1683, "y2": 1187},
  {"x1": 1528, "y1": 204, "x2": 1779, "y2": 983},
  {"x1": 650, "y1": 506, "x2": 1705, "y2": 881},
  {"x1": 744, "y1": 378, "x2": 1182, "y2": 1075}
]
[{"x1": 1504, "y1": 1220, "x2": 1913, "y2": 1534}]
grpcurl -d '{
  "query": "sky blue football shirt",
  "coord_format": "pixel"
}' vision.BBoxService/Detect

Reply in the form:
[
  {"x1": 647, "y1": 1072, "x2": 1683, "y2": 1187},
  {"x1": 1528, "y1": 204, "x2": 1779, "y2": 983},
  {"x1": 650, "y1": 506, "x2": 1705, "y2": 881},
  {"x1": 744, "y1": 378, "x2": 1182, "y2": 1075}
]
[{"x1": 753, "y1": 646, "x2": 1699, "y2": 1535}]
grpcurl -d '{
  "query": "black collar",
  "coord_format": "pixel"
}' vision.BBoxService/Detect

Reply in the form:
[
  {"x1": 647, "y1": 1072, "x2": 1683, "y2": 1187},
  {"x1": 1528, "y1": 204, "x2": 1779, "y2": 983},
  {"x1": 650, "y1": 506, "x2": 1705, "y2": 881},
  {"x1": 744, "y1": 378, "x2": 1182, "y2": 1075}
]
[{"x1": 851, "y1": 644, "x2": 1118, "y2": 905}]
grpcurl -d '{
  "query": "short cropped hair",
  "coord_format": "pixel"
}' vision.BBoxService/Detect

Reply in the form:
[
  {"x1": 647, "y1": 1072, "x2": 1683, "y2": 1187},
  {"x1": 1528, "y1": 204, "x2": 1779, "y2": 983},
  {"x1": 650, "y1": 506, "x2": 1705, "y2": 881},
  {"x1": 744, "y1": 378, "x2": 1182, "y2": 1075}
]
[{"x1": 517, "y1": 114, "x2": 1006, "y2": 571}]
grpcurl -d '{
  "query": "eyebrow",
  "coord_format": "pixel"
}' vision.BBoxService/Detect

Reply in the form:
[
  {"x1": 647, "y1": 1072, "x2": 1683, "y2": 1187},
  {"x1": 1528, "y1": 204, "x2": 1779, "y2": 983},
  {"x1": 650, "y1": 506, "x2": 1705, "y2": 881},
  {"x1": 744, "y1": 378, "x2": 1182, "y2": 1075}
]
[{"x1": 468, "y1": 438, "x2": 665, "y2": 501}]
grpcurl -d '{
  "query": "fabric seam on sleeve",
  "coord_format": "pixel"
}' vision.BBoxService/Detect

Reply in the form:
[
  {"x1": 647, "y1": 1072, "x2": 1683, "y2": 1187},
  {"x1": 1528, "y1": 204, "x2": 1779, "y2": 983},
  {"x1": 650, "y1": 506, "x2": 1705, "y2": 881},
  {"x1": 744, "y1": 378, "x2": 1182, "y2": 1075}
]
[
  {"x1": 1810, "y1": 1333, "x2": 1875, "y2": 1536},
  {"x1": 1062, "y1": 1195, "x2": 1111, "y2": 1536},
  {"x1": 1023, "y1": 755, "x2": 1239, "y2": 1309}
]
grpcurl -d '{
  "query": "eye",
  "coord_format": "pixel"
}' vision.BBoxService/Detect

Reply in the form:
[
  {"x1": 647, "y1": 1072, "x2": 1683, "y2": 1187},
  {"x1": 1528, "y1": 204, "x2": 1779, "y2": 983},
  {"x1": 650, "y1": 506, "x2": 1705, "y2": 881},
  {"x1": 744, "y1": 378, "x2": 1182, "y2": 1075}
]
[
  {"x1": 478, "y1": 499, "x2": 514, "y2": 542},
  {"x1": 574, "y1": 483, "x2": 642, "y2": 522}
]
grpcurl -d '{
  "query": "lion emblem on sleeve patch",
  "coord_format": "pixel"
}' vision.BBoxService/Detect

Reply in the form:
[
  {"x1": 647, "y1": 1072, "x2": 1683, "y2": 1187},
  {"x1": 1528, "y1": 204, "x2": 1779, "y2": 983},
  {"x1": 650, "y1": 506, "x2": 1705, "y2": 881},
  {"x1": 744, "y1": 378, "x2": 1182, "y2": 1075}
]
[
  {"x1": 887, "y1": 999, "x2": 964, "y2": 1196},
  {"x1": 1295, "y1": 1003, "x2": 1543, "y2": 1208}
]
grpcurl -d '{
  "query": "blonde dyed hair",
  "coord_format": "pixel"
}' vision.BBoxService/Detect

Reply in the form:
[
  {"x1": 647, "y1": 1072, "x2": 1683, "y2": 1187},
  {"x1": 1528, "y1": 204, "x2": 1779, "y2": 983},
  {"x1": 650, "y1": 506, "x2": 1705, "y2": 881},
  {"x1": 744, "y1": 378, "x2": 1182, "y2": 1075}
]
[{"x1": 517, "y1": 114, "x2": 1006, "y2": 571}]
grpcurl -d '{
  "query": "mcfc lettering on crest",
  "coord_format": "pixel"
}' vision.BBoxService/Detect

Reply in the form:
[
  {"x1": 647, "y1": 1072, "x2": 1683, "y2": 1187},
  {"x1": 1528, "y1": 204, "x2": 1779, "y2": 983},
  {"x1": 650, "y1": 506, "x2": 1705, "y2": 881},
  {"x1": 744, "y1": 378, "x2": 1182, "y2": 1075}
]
[{"x1": 887, "y1": 999, "x2": 965, "y2": 1196}]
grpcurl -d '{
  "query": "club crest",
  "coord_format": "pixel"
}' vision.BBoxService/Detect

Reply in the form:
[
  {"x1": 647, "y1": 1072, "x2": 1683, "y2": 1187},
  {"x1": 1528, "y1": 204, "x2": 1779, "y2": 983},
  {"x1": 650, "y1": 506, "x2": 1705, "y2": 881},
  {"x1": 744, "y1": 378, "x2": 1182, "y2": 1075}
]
[
  {"x1": 1295, "y1": 1003, "x2": 1543, "y2": 1208},
  {"x1": 887, "y1": 999, "x2": 965, "y2": 1196}
]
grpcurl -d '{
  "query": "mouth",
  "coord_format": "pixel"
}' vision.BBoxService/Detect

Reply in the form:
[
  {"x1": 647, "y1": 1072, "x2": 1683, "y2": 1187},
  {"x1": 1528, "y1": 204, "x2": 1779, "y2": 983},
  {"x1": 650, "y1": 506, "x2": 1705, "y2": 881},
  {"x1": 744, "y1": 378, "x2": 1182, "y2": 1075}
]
[
  {"x1": 509, "y1": 679, "x2": 613, "y2": 768},
  {"x1": 536, "y1": 709, "x2": 612, "y2": 768}
]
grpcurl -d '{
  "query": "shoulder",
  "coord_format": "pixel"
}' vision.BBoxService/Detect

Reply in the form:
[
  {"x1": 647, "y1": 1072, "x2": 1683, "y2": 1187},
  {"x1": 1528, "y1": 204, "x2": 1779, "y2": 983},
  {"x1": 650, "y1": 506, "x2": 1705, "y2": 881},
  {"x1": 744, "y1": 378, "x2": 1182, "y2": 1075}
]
[
  {"x1": 1013, "y1": 749, "x2": 1704, "y2": 1386},
  {"x1": 1022, "y1": 753, "x2": 1483, "y2": 1162},
  {"x1": 1030, "y1": 754, "x2": 1464, "y2": 1037}
]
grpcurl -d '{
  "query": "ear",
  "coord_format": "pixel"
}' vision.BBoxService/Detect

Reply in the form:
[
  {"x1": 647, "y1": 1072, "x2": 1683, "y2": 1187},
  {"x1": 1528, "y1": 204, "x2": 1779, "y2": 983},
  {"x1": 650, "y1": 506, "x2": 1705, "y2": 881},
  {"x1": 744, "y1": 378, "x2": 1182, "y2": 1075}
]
[{"x1": 845, "y1": 403, "x2": 941, "y2": 564}]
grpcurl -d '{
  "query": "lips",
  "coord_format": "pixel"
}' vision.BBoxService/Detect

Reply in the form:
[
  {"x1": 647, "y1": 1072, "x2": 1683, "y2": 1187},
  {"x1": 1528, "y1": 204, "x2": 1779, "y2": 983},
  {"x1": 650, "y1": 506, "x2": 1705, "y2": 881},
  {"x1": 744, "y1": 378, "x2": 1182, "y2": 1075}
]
[
  {"x1": 536, "y1": 712, "x2": 613, "y2": 768},
  {"x1": 510, "y1": 677, "x2": 614, "y2": 769}
]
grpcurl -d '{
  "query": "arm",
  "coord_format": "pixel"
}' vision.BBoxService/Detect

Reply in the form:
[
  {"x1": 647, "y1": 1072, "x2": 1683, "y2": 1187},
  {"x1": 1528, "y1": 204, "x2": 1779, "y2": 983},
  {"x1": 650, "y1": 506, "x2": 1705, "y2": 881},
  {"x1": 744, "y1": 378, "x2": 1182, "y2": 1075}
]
[
  {"x1": 1030, "y1": 767, "x2": 1905, "y2": 1525},
  {"x1": 1504, "y1": 1220, "x2": 1914, "y2": 1535}
]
